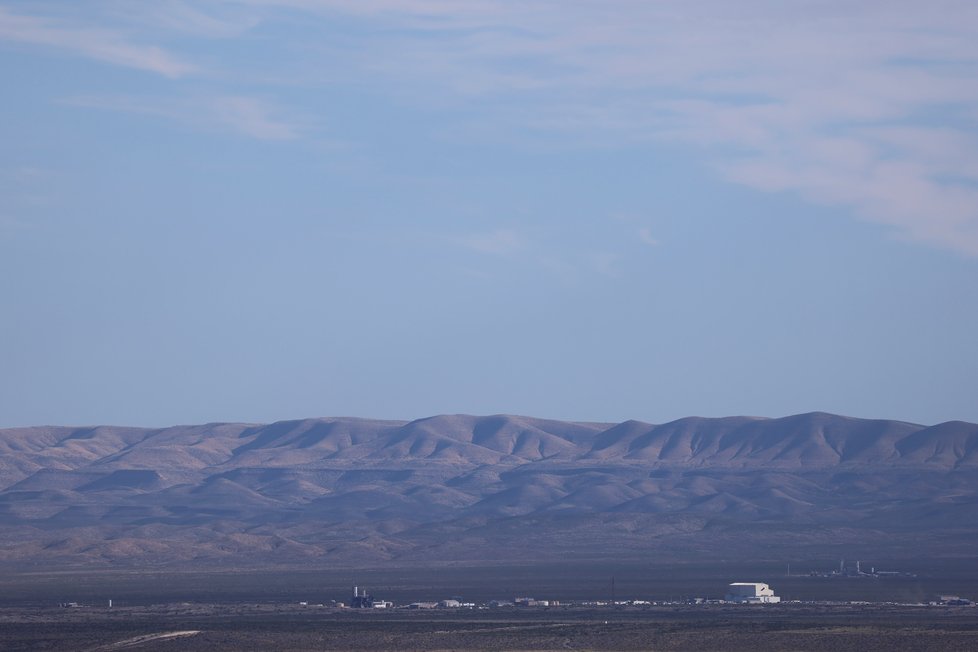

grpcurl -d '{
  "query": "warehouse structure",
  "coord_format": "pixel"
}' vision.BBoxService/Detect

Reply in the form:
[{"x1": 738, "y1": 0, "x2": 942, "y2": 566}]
[{"x1": 724, "y1": 582, "x2": 780, "y2": 603}]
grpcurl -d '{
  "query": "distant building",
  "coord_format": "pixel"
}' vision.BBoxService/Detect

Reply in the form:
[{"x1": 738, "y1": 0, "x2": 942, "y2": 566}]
[
  {"x1": 937, "y1": 595, "x2": 973, "y2": 606},
  {"x1": 350, "y1": 586, "x2": 375, "y2": 608},
  {"x1": 439, "y1": 599, "x2": 461, "y2": 608},
  {"x1": 725, "y1": 582, "x2": 781, "y2": 604}
]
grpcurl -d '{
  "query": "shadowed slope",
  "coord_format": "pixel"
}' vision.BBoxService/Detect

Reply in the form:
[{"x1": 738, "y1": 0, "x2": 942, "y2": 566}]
[{"x1": 1, "y1": 412, "x2": 976, "y2": 568}]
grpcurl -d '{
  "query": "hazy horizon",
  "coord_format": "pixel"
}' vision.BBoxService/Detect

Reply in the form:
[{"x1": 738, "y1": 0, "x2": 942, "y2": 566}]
[{"x1": 1, "y1": 408, "x2": 966, "y2": 432}]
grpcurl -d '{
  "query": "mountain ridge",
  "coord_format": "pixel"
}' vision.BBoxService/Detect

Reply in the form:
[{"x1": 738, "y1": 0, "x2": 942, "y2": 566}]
[
  {"x1": 1, "y1": 412, "x2": 976, "y2": 568},
  {"x1": 3, "y1": 412, "x2": 973, "y2": 482}
]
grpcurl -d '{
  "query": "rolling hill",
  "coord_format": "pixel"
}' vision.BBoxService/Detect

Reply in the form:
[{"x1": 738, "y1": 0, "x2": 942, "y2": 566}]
[{"x1": 0, "y1": 412, "x2": 976, "y2": 568}]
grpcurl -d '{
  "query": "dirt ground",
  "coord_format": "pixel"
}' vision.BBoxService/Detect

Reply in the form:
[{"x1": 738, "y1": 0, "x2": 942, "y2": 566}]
[{"x1": 2, "y1": 603, "x2": 978, "y2": 651}]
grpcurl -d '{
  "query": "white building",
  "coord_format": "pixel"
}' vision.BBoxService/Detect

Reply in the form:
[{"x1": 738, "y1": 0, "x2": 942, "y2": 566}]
[{"x1": 724, "y1": 582, "x2": 780, "y2": 604}]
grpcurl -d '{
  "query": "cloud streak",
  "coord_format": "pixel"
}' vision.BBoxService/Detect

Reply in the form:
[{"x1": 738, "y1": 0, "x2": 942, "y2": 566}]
[
  {"x1": 254, "y1": 0, "x2": 978, "y2": 254},
  {"x1": 9, "y1": 1, "x2": 978, "y2": 253},
  {"x1": 452, "y1": 229, "x2": 525, "y2": 255},
  {"x1": 66, "y1": 94, "x2": 299, "y2": 141},
  {"x1": 0, "y1": 6, "x2": 194, "y2": 78},
  {"x1": 637, "y1": 228, "x2": 658, "y2": 246}
]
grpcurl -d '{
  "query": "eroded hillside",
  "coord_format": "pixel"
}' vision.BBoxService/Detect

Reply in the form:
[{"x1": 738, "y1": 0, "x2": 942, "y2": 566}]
[{"x1": 1, "y1": 412, "x2": 976, "y2": 567}]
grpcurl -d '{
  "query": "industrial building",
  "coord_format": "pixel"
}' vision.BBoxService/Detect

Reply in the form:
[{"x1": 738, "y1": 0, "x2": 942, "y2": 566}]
[
  {"x1": 724, "y1": 582, "x2": 781, "y2": 604},
  {"x1": 936, "y1": 595, "x2": 973, "y2": 606},
  {"x1": 350, "y1": 586, "x2": 375, "y2": 608}
]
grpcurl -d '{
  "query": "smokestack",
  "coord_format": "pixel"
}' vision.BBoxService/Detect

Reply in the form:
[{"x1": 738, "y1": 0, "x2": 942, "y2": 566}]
[
  {"x1": 354, "y1": 586, "x2": 358, "y2": 598},
  {"x1": 857, "y1": 561, "x2": 861, "y2": 574}
]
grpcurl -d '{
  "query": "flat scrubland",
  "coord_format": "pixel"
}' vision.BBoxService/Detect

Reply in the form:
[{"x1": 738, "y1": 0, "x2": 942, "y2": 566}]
[
  {"x1": 1, "y1": 563, "x2": 977, "y2": 651},
  {"x1": 2, "y1": 602, "x2": 978, "y2": 651},
  {"x1": 3, "y1": 560, "x2": 977, "y2": 607}
]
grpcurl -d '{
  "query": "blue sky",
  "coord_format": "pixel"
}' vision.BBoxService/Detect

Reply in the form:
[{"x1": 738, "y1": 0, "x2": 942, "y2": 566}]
[{"x1": 2, "y1": 1, "x2": 978, "y2": 427}]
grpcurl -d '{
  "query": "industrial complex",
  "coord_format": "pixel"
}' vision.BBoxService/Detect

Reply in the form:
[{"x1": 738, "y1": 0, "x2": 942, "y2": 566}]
[
  {"x1": 341, "y1": 582, "x2": 791, "y2": 609},
  {"x1": 321, "y1": 580, "x2": 978, "y2": 610}
]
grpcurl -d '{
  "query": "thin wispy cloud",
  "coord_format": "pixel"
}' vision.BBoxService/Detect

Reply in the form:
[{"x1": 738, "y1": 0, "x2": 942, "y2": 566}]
[
  {"x1": 249, "y1": 1, "x2": 978, "y2": 255},
  {"x1": 112, "y1": 1, "x2": 261, "y2": 38},
  {"x1": 587, "y1": 251, "x2": 621, "y2": 277},
  {"x1": 0, "y1": 6, "x2": 194, "y2": 78},
  {"x1": 209, "y1": 96, "x2": 299, "y2": 140},
  {"x1": 637, "y1": 228, "x2": 658, "y2": 246},
  {"x1": 453, "y1": 228, "x2": 525, "y2": 255},
  {"x1": 8, "y1": 1, "x2": 978, "y2": 253},
  {"x1": 66, "y1": 94, "x2": 299, "y2": 141}
]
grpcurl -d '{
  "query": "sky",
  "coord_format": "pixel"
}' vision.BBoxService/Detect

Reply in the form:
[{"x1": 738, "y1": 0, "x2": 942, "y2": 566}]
[{"x1": 2, "y1": 0, "x2": 978, "y2": 428}]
